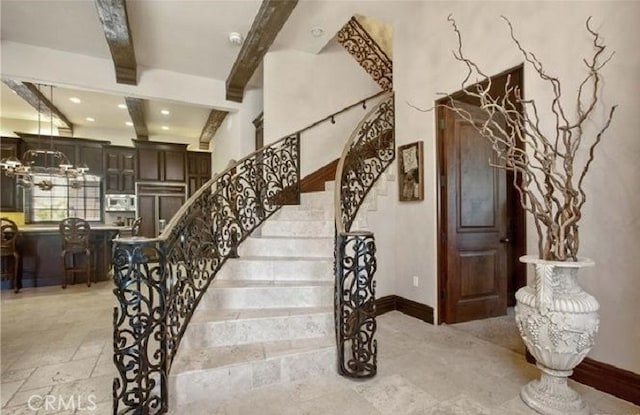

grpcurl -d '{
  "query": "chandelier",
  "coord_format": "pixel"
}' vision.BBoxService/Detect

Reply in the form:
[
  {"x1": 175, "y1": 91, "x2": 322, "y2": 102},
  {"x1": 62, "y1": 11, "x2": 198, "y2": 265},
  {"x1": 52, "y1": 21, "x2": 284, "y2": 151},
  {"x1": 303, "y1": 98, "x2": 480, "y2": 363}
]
[{"x1": 0, "y1": 84, "x2": 88, "y2": 190}]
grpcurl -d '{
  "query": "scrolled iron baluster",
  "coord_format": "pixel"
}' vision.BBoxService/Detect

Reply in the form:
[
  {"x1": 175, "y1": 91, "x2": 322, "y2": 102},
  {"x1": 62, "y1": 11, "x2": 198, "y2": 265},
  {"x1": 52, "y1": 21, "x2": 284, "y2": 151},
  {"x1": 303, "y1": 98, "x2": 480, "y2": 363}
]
[
  {"x1": 113, "y1": 135, "x2": 300, "y2": 414},
  {"x1": 334, "y1": 94, "x2": 394, "y2": 380},
  {"x1": 335, "y1": 231, "x2": 377, "y2": 378},
  {"x1": 112, "y1": 238, "x2": 168, "y2": 414}
]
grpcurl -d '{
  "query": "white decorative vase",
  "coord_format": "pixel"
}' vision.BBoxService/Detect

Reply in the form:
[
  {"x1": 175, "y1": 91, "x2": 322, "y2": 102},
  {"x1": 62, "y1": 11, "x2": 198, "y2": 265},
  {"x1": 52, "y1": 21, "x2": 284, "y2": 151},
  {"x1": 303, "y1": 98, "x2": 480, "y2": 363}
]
[{"x1": 515, "y1": 255, "x2": 600, "y2": 415}]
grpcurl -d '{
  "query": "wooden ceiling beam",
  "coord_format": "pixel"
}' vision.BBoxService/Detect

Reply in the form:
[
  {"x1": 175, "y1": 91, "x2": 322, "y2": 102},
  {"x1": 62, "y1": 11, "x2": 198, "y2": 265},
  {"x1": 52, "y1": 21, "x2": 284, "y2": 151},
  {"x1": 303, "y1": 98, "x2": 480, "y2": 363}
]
[
  {"x1": 198, "y1": 110, "x2": 228, "y2": 150},
  {"x1": 125, "y1": 97, "x2": 148, "y2": 140},
  {"x1": 225, "y1": 0, "x2": 298, "y2": 103},
  {"x1": 95, "y1": 0, "x2": 138, "y2": 85},
  {"x1": 3, "y1": 80, "x2": 74, "y2": 134}
]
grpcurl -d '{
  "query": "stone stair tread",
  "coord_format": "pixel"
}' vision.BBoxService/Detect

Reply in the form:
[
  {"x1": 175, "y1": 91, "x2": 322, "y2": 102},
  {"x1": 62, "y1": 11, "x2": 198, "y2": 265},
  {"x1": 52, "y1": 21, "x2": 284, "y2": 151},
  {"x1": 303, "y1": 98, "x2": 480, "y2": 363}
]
[
  {"x1": 230, "y1": 255, "x2": 333, "y2": 262},
  {"x1": 271, "y1": 209, "x2": 327, "y2": 217},
  {"x1": 212, "y1": 279, "x2": 333, "y2": 288},
  {"x1": 190, "y1": 306, "x2": 332, "y2": 324},
  {"x1": 246, "y1": 235, "x2": 333, "y2": 241},
  {"x1": 171, "y1": 335, "x2": 334, "y2": 375}
]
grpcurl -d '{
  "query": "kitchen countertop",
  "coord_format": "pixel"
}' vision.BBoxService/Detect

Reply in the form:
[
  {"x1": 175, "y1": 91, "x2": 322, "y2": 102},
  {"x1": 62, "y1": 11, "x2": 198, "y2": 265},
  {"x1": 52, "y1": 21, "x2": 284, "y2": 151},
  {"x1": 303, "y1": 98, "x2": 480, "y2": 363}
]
[{"x1": 18, "y1": 224, "x2": 131, "y2": 233}]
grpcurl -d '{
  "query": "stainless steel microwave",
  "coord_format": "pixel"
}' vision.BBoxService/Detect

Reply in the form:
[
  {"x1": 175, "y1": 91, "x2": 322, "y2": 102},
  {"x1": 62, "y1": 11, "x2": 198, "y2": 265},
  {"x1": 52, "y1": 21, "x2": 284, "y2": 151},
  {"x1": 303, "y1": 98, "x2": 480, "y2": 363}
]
[{"x1": 105, "y1": 194, "x2": 136, "y2": 212}]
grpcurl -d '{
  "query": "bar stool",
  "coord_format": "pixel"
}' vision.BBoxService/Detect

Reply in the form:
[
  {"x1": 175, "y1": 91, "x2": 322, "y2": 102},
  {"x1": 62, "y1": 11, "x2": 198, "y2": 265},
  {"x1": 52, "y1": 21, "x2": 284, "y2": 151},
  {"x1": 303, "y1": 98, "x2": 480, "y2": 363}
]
[
  {"x1": 60, "y1": 217, "x2": 92, "y2": 289},
  {"x1": 0, "y1": 218, "x2": 20, "y2": 293}
]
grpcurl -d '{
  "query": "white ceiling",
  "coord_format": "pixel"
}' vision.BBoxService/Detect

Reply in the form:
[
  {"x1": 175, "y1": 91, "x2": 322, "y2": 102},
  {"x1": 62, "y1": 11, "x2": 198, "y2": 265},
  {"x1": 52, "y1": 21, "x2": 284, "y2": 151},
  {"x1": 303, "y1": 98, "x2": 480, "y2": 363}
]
[
  {"x1": 0, "y1": 0, "x2": 262, "y2": 142},
  {"x1": 0, "y1": 0, "x2": 374, "y2": 143}
]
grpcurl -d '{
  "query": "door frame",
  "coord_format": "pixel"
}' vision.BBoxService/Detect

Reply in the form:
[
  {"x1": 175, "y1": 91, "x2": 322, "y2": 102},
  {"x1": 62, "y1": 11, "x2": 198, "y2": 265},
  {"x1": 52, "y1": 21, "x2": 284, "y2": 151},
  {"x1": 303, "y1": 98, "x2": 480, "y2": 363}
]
[{"x1": 436, "y1": 64, "x2": 527, "y2": 324}]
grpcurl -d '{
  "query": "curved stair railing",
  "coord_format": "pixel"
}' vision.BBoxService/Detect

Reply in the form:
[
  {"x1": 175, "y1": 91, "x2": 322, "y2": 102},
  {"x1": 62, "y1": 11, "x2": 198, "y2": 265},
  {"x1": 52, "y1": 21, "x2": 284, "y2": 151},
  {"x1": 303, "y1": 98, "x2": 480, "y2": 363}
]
[
  {"x1": 334, "y1": 92, "x2": 394, "y2": 378},
  {"x1": 111, "y1": 90, "x2": 389, "y2": 414},
  {"x1": 111, "y1": 135, "x2": 299, "y2": 414}
]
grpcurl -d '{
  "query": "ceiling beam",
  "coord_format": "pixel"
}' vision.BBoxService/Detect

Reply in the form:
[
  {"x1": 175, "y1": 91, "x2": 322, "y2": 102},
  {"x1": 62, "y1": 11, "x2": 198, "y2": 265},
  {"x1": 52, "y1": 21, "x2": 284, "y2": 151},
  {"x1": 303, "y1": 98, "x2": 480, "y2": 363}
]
[
  {"x1": 198, "y1": 110, "x2": 228, "y2": 150},
  {"x1": 3, "y1": 80, "x2": 74, "y2": 134},
  {"x1": 225, "y1": 0, "x2": 298, "y2": 103},
  {"x1": 95, "y1": 0, "x2": 138, "y2": 85},
  {"x1": 125, "y1": 97, "x2": 148, "y2": 140}
]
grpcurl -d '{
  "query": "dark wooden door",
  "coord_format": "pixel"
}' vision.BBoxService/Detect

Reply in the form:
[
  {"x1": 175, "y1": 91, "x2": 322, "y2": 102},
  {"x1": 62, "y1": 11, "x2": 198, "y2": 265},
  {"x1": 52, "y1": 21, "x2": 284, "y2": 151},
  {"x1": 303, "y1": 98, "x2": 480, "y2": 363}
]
[{"x1": 441, "y1": 103, "x2": 508, "y2": 323}]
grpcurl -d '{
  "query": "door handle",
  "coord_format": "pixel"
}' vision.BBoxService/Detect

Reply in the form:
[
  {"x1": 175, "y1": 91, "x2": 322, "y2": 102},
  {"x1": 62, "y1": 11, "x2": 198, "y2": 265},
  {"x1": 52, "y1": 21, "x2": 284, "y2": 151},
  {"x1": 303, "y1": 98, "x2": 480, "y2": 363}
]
[{"x1": 499, "y1": 237, "x2": 511, "y2": 243}]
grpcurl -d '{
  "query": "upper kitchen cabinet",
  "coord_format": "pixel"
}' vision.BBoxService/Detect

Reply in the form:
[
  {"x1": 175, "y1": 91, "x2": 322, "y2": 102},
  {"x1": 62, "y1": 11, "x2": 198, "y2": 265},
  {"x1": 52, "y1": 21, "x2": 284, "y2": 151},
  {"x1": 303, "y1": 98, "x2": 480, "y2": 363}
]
[
  {"x1": 104, "y1": 145, "x2": 137, "y2": 194},
  {"x1": 133, "y1": 140, "x2": 187, "y2": 183},
  {"x1": 16, "y1": 134, "x2": 108, "y2": 177},
  {"x1": 0, "y1": 137, "x2": 20, "y2": 211},
  {"x1": 187, "y1": 151, "x2": 212, "y2": 196}
]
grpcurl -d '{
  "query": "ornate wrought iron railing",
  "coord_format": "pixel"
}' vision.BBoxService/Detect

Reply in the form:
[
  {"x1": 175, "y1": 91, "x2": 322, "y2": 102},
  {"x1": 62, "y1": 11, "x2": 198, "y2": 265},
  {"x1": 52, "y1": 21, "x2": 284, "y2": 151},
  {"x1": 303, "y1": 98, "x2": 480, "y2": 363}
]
[
  {"x1": 334, "y1": 92, "x2": 395, "y2": 378},
  {"x1": 337, "y1": 17, "x2": 393, "y2": 92},
  {"x1": 111, "y1": 135, "x2": 299, "y2": 414}
]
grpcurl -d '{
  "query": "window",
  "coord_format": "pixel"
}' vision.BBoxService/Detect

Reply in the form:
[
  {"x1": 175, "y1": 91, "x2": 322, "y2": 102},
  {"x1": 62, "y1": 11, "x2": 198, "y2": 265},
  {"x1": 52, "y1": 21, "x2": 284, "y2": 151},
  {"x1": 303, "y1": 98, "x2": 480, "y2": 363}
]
[{"x1": 25, "y1": 174, "x2": 102, "y2": 223}]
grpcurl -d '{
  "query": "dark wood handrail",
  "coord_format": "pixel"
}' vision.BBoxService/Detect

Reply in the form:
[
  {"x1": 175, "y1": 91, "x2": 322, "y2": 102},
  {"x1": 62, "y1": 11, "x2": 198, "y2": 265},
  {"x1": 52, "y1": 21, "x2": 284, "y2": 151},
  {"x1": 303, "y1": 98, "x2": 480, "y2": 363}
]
[{"x1": 295, "y1": 90, "x2": 387, "y2": 136}]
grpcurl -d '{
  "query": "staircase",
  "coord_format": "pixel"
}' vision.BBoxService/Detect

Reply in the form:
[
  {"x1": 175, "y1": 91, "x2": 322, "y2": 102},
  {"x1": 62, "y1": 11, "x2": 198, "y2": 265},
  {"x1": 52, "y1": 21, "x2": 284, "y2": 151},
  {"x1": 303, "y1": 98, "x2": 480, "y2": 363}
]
[{"x1": 168, "y1": 185, "x2": 337, "y2": 408}]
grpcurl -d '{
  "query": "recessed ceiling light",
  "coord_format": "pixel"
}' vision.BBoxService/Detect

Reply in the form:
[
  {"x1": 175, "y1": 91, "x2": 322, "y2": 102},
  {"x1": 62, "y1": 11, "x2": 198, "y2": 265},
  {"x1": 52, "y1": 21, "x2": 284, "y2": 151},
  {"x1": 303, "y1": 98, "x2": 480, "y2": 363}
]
[
  {"x1": 228, "y1": 32, "x2": 243, "y2": 45},
  {"x1": 161, "y1": 126, "x2": 169, "y2": 131},
  {"x1": 70, "y1": 97, "x2": 81, "y2": 104},
  {"x1": 125, "y1": 121, "x2": 133, "y2": 126},
  {"x1": 310, "y1": 27, "x2": 324, "y2": 37},
  {"x1": 86, "y1": 117, "x2": 95, "y2": 122},
  {"x1": 118, "y1": 104, "x2": 127, "y2": 109},
  {"x1": 161, "y1": 109, "x2": 170, "y2": 115}
]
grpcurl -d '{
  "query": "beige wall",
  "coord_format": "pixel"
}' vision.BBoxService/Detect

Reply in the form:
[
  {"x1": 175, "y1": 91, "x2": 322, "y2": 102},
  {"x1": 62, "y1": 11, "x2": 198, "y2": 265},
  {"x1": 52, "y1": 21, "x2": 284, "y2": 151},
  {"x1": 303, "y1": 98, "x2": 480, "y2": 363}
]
[
  {"x1": 263, "y1": 40, "x2": 381, "y2": 177},
  {"x1": 390, "y1": 1, "x2": 640, "y2": 373},
  {"x1": 212, "y1": 88, "x2": 263, "y2": 174}
]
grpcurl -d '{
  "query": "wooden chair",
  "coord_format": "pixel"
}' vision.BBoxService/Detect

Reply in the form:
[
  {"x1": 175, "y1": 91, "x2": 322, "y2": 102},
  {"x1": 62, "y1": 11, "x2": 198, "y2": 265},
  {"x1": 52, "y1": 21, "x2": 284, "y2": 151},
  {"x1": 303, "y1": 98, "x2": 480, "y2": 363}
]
[
  {"x1": 59, "y1": 217, "x2": 92, "y2": 288},
  {"x1": 0, "y1": 218, "x2": 20, "y2": 293}
]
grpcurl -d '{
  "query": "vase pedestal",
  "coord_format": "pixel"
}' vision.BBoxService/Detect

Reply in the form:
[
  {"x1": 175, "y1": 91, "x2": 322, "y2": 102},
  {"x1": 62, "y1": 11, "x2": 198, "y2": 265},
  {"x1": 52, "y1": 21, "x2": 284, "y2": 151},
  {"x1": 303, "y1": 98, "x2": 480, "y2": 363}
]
[
  {"x1": 520, "y1": 364, "x2": 587, "y2": 415},
  {"x1": 515, "y1": 255, "x2": 599, "y2": 415}
]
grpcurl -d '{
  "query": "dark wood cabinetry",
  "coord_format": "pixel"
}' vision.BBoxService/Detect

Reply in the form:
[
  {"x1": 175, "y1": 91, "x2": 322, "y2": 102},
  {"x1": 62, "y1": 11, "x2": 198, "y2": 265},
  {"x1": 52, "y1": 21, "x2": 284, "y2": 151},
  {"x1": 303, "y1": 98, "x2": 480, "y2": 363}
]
[
  {"x1": 0, "y1": 137, "x2": 20, "y2": 211},
  {"x1": 104, "y1": 145, "x2": 136, "y2": 194},
  {"x1": 16, "y1": 133, "x2": 108, "y2": 177},
  {"x1": 133, "y1": 141, "x2": 189, "y2": 236},
  {"x1": 136, "y1": 183, "x2": 186, "y2": 237},
  {"x1": 187, "y1": 151, "x2": 212, "y2": 196},
  {"x1": 11, "y1": 227, "x2": 120, "y2": 288},
  {"x1": 134, "y1": 140, "x2": 187, "y2": 183}
]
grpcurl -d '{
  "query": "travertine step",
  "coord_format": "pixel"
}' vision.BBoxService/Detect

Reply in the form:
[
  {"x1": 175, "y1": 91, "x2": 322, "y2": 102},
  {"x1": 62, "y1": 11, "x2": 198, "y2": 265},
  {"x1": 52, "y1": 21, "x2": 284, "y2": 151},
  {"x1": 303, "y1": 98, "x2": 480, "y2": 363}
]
[
  {"x1": 270, "y1": 208, "x2": 331, "y2": 221},
  {"x1": 199, "y1": 279, "x2": 333, "y2": 309},
  {"x1": 299, "y1": 190, "x2": 333, "y2": 208},
  {"x1": 260, "y1": 219, "x2": 333, "y2": 237},
  {"x1": 180, "y1": 306, "x2": 333, "y2": 349},
  {"x1": 217, "y1": 256, "x2": 333, "y2": 281},
  {"x1": 168, "y1": 184, "x2": 347, "y2": 408},
  {"x1": 169, "y1": 336, "x2": 335, "y2": 407},
  {"x1": 238, "y1": 236, "x2": 333, "y2": 258}
]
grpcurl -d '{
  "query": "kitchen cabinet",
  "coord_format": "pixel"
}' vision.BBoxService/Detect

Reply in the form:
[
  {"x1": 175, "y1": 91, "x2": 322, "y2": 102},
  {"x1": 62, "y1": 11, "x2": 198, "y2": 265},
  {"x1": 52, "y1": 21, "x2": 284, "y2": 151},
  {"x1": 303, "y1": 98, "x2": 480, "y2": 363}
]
[
  {"x1": 104, "y1": 145, "x2": 136, "y2": 194},
  {"x1": 10, "y1": 225, "x2": 121, "y2": 288},
  {"x1": 136, "y1": 183, "x2": 186, "y2": 237},
  {"x1": 0, "y1": 137, "x2": 20, "y2": 211},
  {"x1": 16, "y1": 134, "x2": 108, "y2": 177},
  {"x1": 187, "y1": 151, "x2": 212, "y2": 196},
  {"x1": 134, "y1": 140, "x2": 187, "y2": 183}
]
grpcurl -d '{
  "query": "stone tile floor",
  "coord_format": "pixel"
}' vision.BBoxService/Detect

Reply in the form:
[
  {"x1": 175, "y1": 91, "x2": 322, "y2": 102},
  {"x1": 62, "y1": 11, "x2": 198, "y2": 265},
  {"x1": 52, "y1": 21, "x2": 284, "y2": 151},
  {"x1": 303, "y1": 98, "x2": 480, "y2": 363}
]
[{"x1": 1, "y1": 282, "x2": 638, "y2": 414}]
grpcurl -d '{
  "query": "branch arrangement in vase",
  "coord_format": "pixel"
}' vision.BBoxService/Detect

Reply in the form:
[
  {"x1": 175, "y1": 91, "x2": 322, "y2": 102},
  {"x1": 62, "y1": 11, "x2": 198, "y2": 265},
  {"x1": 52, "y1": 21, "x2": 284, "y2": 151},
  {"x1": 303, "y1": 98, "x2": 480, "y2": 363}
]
[{"x1": 418, "y1": 15, "x2": 617, "y2": 261}]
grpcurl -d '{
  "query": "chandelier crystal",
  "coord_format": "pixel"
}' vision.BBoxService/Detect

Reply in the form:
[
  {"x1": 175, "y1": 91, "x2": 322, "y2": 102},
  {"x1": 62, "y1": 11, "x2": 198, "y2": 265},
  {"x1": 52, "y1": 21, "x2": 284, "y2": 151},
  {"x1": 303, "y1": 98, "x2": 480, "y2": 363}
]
[{"x1": 0, "y1": 84, "x2": 88, "y2": 190}]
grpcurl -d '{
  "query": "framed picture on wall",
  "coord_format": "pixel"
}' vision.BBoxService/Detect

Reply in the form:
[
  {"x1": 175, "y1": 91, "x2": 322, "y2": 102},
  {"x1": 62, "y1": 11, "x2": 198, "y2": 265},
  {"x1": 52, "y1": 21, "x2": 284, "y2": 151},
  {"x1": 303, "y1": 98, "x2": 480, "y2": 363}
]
[{"x1": 398, "y1": 141, "x2": 424, "y2": 201}]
